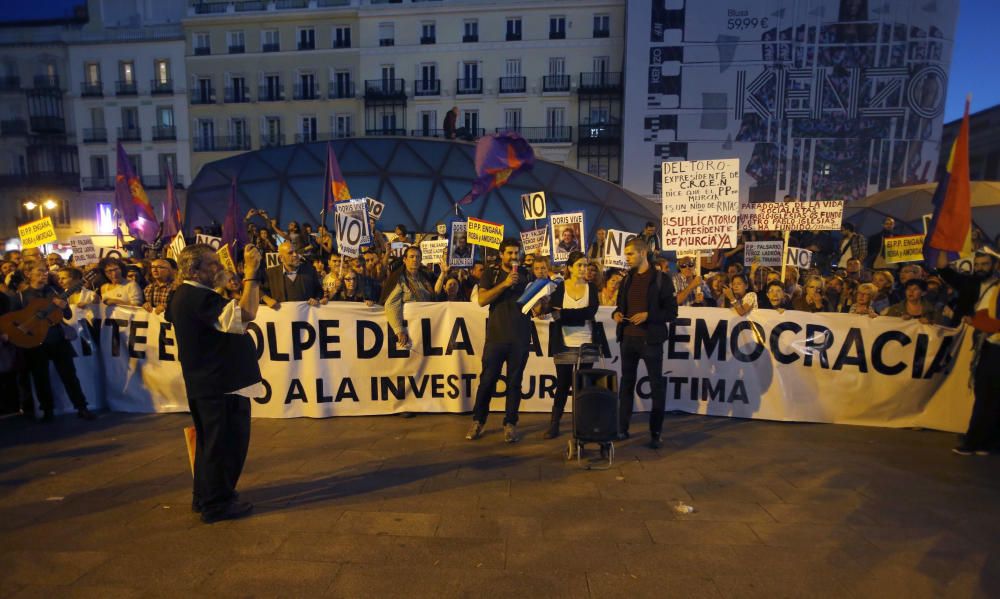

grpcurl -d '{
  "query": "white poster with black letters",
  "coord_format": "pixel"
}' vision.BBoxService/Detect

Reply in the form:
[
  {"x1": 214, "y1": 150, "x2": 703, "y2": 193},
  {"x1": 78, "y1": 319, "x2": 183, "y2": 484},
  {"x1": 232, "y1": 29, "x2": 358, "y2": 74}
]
[
  {"x1": 549, "y1": 212, "x2": 585, "y2": 264},
  {"x1": 603, "y1": 229, "x2": 638, "y2": 270}
]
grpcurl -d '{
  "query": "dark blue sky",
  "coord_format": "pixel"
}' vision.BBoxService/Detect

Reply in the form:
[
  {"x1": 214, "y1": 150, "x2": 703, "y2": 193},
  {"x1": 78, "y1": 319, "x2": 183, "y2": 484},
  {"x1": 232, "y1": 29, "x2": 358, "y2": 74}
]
[
  {"x1": 944, "y1": 0, "x2": 1000, "y2": 121},
  {"x1": 0, "y1": 0, "x2": 84, "y2": 23}
]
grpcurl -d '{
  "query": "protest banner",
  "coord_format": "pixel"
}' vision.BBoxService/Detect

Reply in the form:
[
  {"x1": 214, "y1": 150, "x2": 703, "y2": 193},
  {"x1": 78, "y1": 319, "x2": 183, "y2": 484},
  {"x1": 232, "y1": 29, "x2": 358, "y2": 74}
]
[
  {"x1": 661, "y1": 159, "x2": 740, "y2": 252},
  {"x1": 785, "y1": 246, "x2": 813, "y2": 269},
  {"x1": 167, "y1": 231, "x2": 186, "y2": 260},
  {"x1": 195, "y1": 234, "x2": 223, "y2": 250},
  {"x1": 18, "y1": 217, "x2": 57, "y2": 249},
  {"x1": 467, "y1": 217, "x2": 503, "y2": 250},
  {"x1": 885, "y1": 234, "x2": 926, "y2": 263},
  {"x1": 217, "y1": 244, "x2": 236, "y2": 272},
  {"x1": 420, "y1": 239, "x2": 449, "y2": 266},
  {"x1": 365, "y1": 197, "x2": 385, "y2": 221},
  {"x1": 739, "y1": 201, "x2": 844, "y2": 231},
  {"x1": 549, "y1": 212, "x2": 585, "y2": 263},
  {"x1": 335, "y1": 213, "x2": 365, "y2": 258},
  {"x1": 389, "y1": 241, "x2": 408, "y2": 258},
  {"x1": 521, "y1": 191, "x2": 547, "y2": 221},
  {"x1": 265, "y1": 252, "x2": 280, "y2": 268},
  {"x1": 604, "y1": 229, "x2": 638, "y2": 269},
  {"x1": 744, "y1": 240, "x2": 783, "y2": 267},
  {"x1": 53, "y1": 304, "x2": 973, "y2": 434},
  {"x1": 69, "y1": 236, "x2": 99, "y2": 266},
  {"x1": 448, "y1": 221, "x2": 475, "y2": 267},
  {"x1": 335, "y1": 199, "x2": 371, "y2": 245},
  {"x1": 520, "y1": 228, "x2": 549, "y2": 256}
]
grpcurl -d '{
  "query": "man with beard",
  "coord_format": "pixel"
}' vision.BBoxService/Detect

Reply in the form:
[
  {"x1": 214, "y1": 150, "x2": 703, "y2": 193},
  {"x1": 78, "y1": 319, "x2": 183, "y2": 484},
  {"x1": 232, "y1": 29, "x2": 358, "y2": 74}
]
[
  {"x1": 937, "y1": 251, "x2": 1000, "y2": 455},
  {"x1": 262, "y1": 241, "x2": 325, "y2": 310},
  {"x1": 866, "y1": 217, "x2": 898, "y2": 271}
]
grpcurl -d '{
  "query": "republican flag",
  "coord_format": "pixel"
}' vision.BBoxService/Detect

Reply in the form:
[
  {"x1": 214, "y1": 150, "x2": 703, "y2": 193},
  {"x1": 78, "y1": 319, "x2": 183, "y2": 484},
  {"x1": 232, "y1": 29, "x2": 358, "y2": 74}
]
[
  {"x1": 222, "y1": 177, "x2": 249, "y2": 257},
  {"x1": 324, "y1": 142, "x2": 351, "y2": 212},
  {"x1": 924, "y1": 97, "x2": 972, "y2": 265},
  {"x1": 161, "y1": 163, "x2": 182, "y2": 239},
  {"x1": 459, "y1": 132, "x2": 535, "y2": 205},
  {"x1": 114, "y1": 142, "x2": 157, "y2": 243}
]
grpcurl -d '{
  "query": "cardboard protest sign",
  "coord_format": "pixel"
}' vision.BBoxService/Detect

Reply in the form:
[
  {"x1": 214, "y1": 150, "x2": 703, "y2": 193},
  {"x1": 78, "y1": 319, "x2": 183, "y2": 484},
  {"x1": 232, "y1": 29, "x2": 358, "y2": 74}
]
[
  {"x1": 217, "y1": 244, "x2": 236, "y2": 273},
  {"x1": 335, "y1": 213, "x2": 365, "y2": 258},
  {"x1": 420, "y1": 239, "x2": 449, "y2": 266},
  {"x1": 520, "y1": 228, "x2": 549, "y2": 257},
  {"x1": 167, "y1": 231, "x2": 186, "y2": 261},
  {"x1": 744, "y1": 240, "x2": 783, "y2": 267},
  {"x1": 467, "y1": 217, "x2": 503, "y2": 250},
  {"x1": 661, "y1": 159, "x2": 740, "y2": 252},
  {"x1": 69, "y1": 236, "x2": 99, "y2": 266},
  {"x1": 884, "y1": 234, "x2": 925, "y2": 263},
  {"x1": 521, "y1": 191, "x2": 547, "y2": 221},
  {"x1": 335, "y1": 199, "x2": 371, "y2": 245},
  {"x1": 265, "y1": 252, "x2": 280, "y2": 268},
  {"x1": 448, "y1": 221, "x2": 475, "y2": 268},
  {"x1": 195, "y1": 234, "x2": 223, "y2": 250},
  {"x1": 785, "y1": 247, "x2": 813, "y2": 269},
  {"x1": 603, "y1": 229, "x2": 638, "y2": 269},
  {"x1": 389, "y1": 241, "x2": 408, "y2": 258},
  {"x1": 365, "y1": 197, "x2": 385, "y2": 221},
  {"x1": 549, "y1": 212, "x2": 585, "y2": 263},
  {"x1": 739, "y1": 201, "x2": 844, "y2": 231},
  {"x1": 18, "y1": 217, "x2": 57, "y2": 249}
]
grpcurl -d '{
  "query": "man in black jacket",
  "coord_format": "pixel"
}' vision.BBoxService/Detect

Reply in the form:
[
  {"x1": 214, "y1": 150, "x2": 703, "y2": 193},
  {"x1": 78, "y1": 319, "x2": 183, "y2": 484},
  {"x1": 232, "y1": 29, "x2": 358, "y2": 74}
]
[
  {"x1": 262, "y1": 241, "x2": 325, "y2": 310},
  {"x1": 166, "y1": 243, "x2": 263, "y2": 523},
  {"x1": 612, "y1": 237, "x2": 678, "y2": 448}
]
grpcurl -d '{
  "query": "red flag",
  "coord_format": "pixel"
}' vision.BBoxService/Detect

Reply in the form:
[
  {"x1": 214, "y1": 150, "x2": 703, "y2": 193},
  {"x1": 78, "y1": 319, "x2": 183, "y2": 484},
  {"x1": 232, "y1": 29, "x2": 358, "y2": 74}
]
[
  {"x1": 161, "y1": 164, "x2": 182, "y2": 239},
  {"x1": 924, "y1": 97, "x2": 972, "y2": 264},
  {"x1": 324, "y1": 142, "x2": 351, "y2": 212}
]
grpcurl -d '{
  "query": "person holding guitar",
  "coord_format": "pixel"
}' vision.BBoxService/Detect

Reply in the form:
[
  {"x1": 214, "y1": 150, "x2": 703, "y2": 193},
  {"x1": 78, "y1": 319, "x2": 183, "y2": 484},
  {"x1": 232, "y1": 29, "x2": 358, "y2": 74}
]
[{"x1": 9, "y1": 263, "x2": 95, "y2": 421}]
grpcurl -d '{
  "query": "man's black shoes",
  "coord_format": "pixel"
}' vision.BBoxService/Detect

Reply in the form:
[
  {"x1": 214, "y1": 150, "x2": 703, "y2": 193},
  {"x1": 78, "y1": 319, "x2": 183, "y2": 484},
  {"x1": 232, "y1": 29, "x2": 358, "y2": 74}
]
[{"x1": 200, "y1": 501, "x2": 253, "y2": 524}]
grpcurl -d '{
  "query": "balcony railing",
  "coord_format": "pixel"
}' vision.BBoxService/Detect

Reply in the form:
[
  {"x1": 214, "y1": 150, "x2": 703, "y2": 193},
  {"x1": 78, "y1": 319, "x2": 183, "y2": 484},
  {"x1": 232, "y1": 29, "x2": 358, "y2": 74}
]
[
  {"x1": 193, "y1": 2, "x2": 226, "y2": 14},
  {"x1": 413, "y1": 79, "x2": 439, "y2": 96},
  {"x1": 260, "y1": 133, "x2": 285, "y2": 148},
  {"x1": 333, "y1": 38, "x2": 351, "y2": 49},
  {"x1": 29, "y1": 116, "x2": 65, "y2": 133},
  {"x1": 116, "y1": 80, "x2": 138, "y2": 95},
  {"x1": 0, "y1": 118, "x2": 28, "y2": 136},
  {"x1": 258, "y1": 84, "x2": 284, "y2": 101},
  {"x1": 293, "y1": 83, "x2": 320, "y2": 100},
  {"x1": 420, "y1": 36, "x2": 435, "y2": 45},
  {"x1": 33, "y1": 74, "x2": 60, "y2": 90},
  {"x1": 298, "y1": 40, "x2": 315, "y2": 50},
  {"x1": 542, "y1": 75, "x2": 570, "y2": 92},
  {"x1": 293, "y1": 131, "x2": 353, "y2": 143},
  {"x1": 262, "y1": 42, "x2": 280, "y2": 52},
  {"x1": 190, "y1": 88, "x2": 215, "y2": 104},
  {"x1": 498, "y1": 76, "x2": 526, "y2": 94},
  {"x1": 578, "y1": 123, "x2": 621, "y2": 143},
  {"x1": 82, "y1": 127, "x2": 107, "y2": 143},
  {"x1": 364, "y1": 128, "x2": 406, "y2": 137},
  {"x1": 235, "y1": 0, "x2": 266, "y2": 11},
  {"x1": 328, "y1": 82, "x2": 355, "y2": 99},
  {"x1": 0, "y1": 76, "x2": 21, "y2": 91},
  {"x1": 456, "y1": 78, "x2": 482, "y2": 95},
  {"x1": 505, "y1": 32, "x2": 521, "y2": 41},
  {"x1": 364, "y1": 79, "x2": 405, "y2": 98},
  {"x1": 593, "y1": 29, "x2": 610, "y2": 38},
  {"x1": 549, "y1": 30, "x2": 566, "y2": 40},
  {"x1": 193, "y1": 135, "x2": 252, "y2": 152},
  {"x1": 194, "y1": 46, "x2": 211, "y2": 55},
  {"x1": 379, "y1": 38, "x2": 394, "y2": 47},
  {"x1": 228, "y1": 44, "x2": 245, "y2": 54},
  {"x1": 117, "y1": 127, "x2": 141, "y2": 142},
  {"x1": 496, "y1": 126, "x2": 572, "y2": 143},
  {"x1": 81, "y1": 177, "x2": 113, "y2": 190},
  {"x1": 80, "y1": 82, "x2": 103, "y2": 97},
  {"x1": 277, "y1": 0, "x2": 307, "y2": 7},
  {"x1": 142, "y1": 173, "x2": 184, "y2": 188},
  {"x1": 151, "y1": 79, "x2": 173, "y2": 94},
  {"x1": 462, "y1": 34, "x2": 478, "y2": 43},
  {"x1": 152, "y1": 125, "x2": 176, "y2": 141},
  {"x1": 225, "y1": 86, "x2": 251, "y2": 103},
  {"x1": 578, "y1": 71, "x2": 623, "y2": 92}
]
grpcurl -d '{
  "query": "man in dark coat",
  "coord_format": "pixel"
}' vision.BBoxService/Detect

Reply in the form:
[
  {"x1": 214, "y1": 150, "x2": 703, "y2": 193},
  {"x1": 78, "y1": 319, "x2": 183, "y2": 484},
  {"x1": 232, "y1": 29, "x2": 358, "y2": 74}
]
[{"x1": 262, "y1": 241, "x2": 325, "y2": 309}]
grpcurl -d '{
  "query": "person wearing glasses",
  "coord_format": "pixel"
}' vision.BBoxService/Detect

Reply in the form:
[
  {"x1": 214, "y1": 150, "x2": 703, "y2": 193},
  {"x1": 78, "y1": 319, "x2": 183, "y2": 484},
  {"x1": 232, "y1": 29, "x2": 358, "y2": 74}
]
[
  {"x1": 99, "y1": 258, "x2": 143, "y2": 307},
  {"x1": 672, "y1": 258, "x2": 710, "y2": 307},
  {"x1": 330, "y1": 270, "x2": 376, "y2": 306},
  {"x1": 143, "y1": 258, "x2": 176, "y2": 313},
  {"x1": 791, "y1": 276, "x2": 829, "y2": 313}
]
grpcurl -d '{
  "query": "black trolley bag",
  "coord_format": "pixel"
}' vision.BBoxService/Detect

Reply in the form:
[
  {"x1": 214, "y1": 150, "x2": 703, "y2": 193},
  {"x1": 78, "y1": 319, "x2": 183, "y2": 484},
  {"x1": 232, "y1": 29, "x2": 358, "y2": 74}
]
[{"x1": 566, "y1": 343, "x2": 619, "y2": 468}]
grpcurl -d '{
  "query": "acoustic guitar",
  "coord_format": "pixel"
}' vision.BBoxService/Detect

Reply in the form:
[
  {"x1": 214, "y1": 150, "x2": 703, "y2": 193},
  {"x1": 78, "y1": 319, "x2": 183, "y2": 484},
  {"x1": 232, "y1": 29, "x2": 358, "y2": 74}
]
[{"x1": 0, "y1": 283, "x2": 83, "y2": 349}]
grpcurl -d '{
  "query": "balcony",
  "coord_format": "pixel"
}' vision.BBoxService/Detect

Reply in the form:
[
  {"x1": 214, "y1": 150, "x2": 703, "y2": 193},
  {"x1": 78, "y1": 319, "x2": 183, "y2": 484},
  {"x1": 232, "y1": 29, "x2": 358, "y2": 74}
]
[
  {"x1": 82, "y1": 127, "x2": 107, "y2": 143},
  {"x1": 413, "y1": 79, "x2": 439, "y2": 97},
  {"x1": 496, "y1": 126, "x2": 572, "y2": 143},
  {"x1": 80, "y1": 82, "x2": 103, "y2": 97},
  {"x1": 379, "y1": 38, "x2": 394, "y2": 47},
  {"x1": 498, "y1": 76, "x2": 526, "y2": 94},
  {"x1": 117, "y1": 127, "x2": 141, "y2": 142},
  {"x1": 194, "y1": 46, "x2": 211, "y2": 56},
  {"x1": 151, "y1": 79, "x2": 173, "y2": 94},
  {"x1": 152, "y1": 125, "x2": 176, "y2": 141},
  {"x1": 276, "y1": 0, "x2": 307, "y2": 7},
  {"x1": 33, "y1": 74, "x2": 61, "y2": 90},
  {"x1": 29, "y1": 116, "x2": 65, "y2": 133},
  {"x1": 260, "y1": 133, "x2": 285, "y2": 148},
  {"x1": 298, "y1": 40, "x2": 315, "y2": 51},
  {"x1": 549, "y1": 30, "x2": 566, "y2": 40},
  {"x1": 293, "y1": 83, "x2": 320, "y2": 100},
  {"x1": 225, "y1": 86, "x2": 251, "y2": 103},
  {"x1": 235, "y1": 0, "x2": 266, "y2": 11},
  {"x1": 293, "y1": 131, "x2": 353, "y2": 143},
  {"x1": 420, "y1": 36, "x2": 435, "y2": 45},
  {"x1": 115, "y1": 80, "x2": 138, "y2": 96},
  {"x1": 327, "y1": 82, "x2": 355, "y2": 99},
  {"x1": 258, "y1": 84, "x2": 284, "y2": 102},
  {"x1": 262, "y1": 42, "x2": 280, "y2": 52},
  {"x1": 542, "y1": 75, "x2": 571, "y2": 92},
  {"x1": 505, "y1": 32, "x2": 521, "y2": 41},
  {"x1": 578, "y1": 71, "x2": 622, "y2": 93},
  {"x1": 0, "y1": 76, "x2": 21, "y2": 91},
  {"x1": 333, "y1": 39, "x2": 351, "y2": 49},
  {"x1": 81, "y1": 177, "x2": 112, "y2": 190},
  {"x1": 364, "y1": 128, "x2": 406, "y2": 136},
  {"x1": 455, "y1": 78, "x2": 482, "y2": 95},
  {"x1": 410, "y1": 128, "x2": 445, "y2": 138},
  {"x1": 364, "y1": 79, "x2": 405, "y2": 99},
  {"x1": 193, "y1": 2, "x2": 226, "y2": 14},
  {"x1": 462, "y1": 34, "x2": 478, "y2": 43},
  {"x1": 193, "y1": 135, "x2": 251, "y2": 152},
  {"x1": 578, "y1": 123, "x2": 621, "y2": 143},
  {"x1": 1, "y1": 118, "x2": 27, "y2": 136},
  {"x1": 142, "y1": 173, "x2": 184, "y2": 188},
  {"x1": 190, "y1": 88, "x2": 215, "y2": 104},
  {"x1": 409, "y1": 127, "x2": 484, "y2": 139},
  {"x1": 593, "y1": 29, "x2": 610, "y2": 38},
  {"x1": 228, "y1": 44, "x2": 245, "y2": 54}
]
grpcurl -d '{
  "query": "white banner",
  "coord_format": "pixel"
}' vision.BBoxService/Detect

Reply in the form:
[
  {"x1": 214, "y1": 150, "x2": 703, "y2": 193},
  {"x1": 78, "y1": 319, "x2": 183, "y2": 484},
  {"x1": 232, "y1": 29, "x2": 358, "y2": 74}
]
[
  {"x1": 739, "y1": 201, "x2": 844, "y2": 231},
  {"x1": 744, "y1": 241, "x2": 783, "y2": 267},
  {"x1": 661, "y1": 159, "x2": 740, "y2": 252},
  {"x1": 48, "y1": 304, "x2": 974, "y2": 433},
  {"x1": 604, "y1": 229, "x2": 638, "y2": 269}
]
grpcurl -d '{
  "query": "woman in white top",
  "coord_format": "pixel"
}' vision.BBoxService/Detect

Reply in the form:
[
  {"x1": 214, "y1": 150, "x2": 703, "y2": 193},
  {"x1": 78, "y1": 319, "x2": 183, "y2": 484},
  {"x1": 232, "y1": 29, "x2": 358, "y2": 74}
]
[
  {"x1": 99, "y1": 258, "x2": 143, "y2": 307},
  {"x1": 722, "y1": 273, "x2": 757, "y2": 316},
  {"x1": 538, "y1": 251, "x2": 600, "y2": 439}
]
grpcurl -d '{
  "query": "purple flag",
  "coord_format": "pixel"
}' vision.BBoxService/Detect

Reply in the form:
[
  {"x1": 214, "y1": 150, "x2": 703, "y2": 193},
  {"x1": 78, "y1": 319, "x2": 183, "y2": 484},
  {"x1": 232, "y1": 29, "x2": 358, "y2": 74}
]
[
  {"x1": 161, "y1": 164, "x2": 182, "y2": 239},
  {"x1": 222, "y1": 177, "x2": 248, "y2": 257},
  {"x1": 114, "y1": 142, "x2": 157, "y2": 243},
  {"x1": 459, "y1": 132, "x2": 535, "y2": 205}
]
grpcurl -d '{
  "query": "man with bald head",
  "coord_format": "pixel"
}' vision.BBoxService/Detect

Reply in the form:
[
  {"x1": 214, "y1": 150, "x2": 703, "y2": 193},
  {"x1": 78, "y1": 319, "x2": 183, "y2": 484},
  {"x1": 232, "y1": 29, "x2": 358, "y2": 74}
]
[{"x1": 261, "y1": 241, "x2": 325, "y2": 310}]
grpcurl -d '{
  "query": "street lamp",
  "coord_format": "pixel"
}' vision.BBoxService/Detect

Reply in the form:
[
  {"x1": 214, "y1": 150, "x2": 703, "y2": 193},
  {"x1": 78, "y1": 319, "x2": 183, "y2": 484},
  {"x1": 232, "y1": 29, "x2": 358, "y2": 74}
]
[{"x1": 22, "y1": 198, "x2": 56, "y2": 220}]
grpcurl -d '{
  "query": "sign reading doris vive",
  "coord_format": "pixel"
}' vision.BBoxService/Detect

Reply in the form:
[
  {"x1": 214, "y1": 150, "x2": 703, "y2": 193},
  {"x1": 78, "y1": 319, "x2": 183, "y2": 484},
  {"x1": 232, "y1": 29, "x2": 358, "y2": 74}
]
[{"x1": 53, "y1": 304, "x2": 973, "y2": 433}]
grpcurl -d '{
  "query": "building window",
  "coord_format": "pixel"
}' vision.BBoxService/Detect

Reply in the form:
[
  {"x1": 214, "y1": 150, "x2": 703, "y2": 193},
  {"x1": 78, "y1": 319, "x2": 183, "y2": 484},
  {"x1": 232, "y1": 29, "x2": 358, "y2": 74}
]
[
  {"x1": 421, "y1": 22, "x2": 435, "y2": 44},
  {"x1": 378, "y1": 22, "x2": 394, "y2": 46},
  {"x1": 593, "y1": 14, "x2": 610, "y2": 37},
  {"x1": 300, "y1": 116, "x2": 317, "y2": 142},
  {"x1": 119, "y1": 61, "x2": 134, "y2": 84},
  {"x1": 332, "y1": 70, "x2": 352, "y2": 98},
  {"x1": 549, "y1": 16, "x2": 566, "y2": 39},
  {"x1": 333, "y1": 25, "x2": 351, "y2": 48},
  {"x1": 262, "y1": 29, "x2": 280, "y2": 52},
  {"x1": 228, "y1": 31, "x2": 245, "y2": 53},
  {"x1": 298, "y1": 28, "x2": 315, "y2": 50},
  {"x1": 154, "y1": 59, "x2": 170, "y2": 84},
  {"x1": 503, "y1": 108, "x2": 521, "y2": 131},
  {"x1": 263, "y1": 116, "x2": 282, "y2": 146},
  {"x1": 463, "y1": 20, "x2": 478, "y2": 43},
  {"x1": 84, "y1": 62, "x2": 100, "y2": 85},
  {"x1": 462, "y1": 109, "x2": 479, "y2": 134},
  {"x1": 334, "y1": 114, "x2": 352, "y2": 137},
  {"x1": 506, "y1": 17, "x2": 522, "y2": 41},
  {"x1": 194, "y1": 32, "x2": 210, "y2": 55},
  {"x1": 587, "y1": 158, "x2": 609, "y2": 179},
  {"x1": 97, "y1": 203, "x2": 115, "y2": 234},
  {"x1": 230, "y1": 118, "x2": 248, "y2": 147}
]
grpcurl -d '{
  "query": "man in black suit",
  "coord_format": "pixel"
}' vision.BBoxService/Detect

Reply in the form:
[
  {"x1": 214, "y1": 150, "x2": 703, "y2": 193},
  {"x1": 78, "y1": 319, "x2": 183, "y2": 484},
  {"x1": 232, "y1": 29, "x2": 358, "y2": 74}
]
[
  {"x1": 262, "y1": 241, "x2": 325, "y2": 310},
  {"x1": 613, "y1": 236, "x2": 678, "y2": 448},
  {"x1": 166, "y1": 243, "x2": 263, "y2": 523}
]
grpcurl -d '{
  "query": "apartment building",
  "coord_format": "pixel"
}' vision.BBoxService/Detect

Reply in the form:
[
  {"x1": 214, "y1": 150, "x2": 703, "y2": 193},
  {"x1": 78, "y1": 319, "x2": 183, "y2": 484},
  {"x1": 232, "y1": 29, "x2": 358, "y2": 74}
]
[{"x1": 183, "y1": 0, "x2": 624, "y2": 183}]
